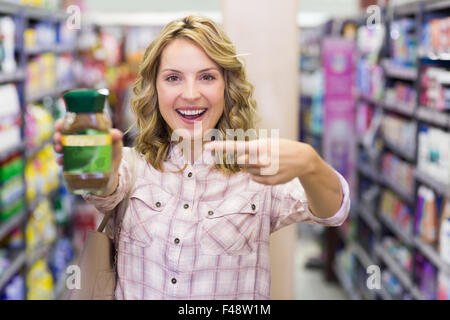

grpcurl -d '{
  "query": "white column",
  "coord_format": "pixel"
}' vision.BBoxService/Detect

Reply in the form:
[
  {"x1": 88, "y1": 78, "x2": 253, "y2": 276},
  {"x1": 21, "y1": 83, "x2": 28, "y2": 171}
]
[{"x1": 221, "y1": 0, "x2": 299, "y2": 299}]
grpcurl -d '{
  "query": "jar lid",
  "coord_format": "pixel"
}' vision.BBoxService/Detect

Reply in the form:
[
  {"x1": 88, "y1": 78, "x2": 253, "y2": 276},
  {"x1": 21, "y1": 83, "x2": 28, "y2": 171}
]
[{"x1": 63, "y1": 89, "x2": 109, "y2": 113}]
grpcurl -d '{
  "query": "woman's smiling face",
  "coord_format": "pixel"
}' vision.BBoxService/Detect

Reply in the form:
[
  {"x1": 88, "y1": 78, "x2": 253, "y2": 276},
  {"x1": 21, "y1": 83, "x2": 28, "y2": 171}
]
[{"x1": 156, "y1": 38, "x2": 225, "y2": 142}]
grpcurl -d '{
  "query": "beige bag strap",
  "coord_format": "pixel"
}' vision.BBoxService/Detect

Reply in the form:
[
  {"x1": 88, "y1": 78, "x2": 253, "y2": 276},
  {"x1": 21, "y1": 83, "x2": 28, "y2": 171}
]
[{"x1": 96, "y1": 147, "x2": 139, "y2": 233}]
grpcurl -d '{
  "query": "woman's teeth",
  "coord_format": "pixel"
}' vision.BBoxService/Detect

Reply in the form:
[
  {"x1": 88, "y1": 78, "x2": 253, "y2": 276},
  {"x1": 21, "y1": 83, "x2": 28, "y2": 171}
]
[{"x1": 177, "y1": 109, "x2": 207, "y2": 119}]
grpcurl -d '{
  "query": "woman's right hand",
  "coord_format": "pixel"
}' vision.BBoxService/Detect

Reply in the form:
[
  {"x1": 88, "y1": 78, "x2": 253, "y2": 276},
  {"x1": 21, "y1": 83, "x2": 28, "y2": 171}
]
[{"x1": 53, "y1": 119, "x2": 124, "y2": 196}]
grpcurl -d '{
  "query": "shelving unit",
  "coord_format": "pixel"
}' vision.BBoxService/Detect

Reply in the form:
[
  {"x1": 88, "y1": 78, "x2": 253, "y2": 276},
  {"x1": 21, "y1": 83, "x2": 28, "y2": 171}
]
[
  {"x1": 337, "y1": 0, "x2": 450, "y2": 300},
  {"x1": 0, "y1": 1, "x2": 78, "y2": 300}
]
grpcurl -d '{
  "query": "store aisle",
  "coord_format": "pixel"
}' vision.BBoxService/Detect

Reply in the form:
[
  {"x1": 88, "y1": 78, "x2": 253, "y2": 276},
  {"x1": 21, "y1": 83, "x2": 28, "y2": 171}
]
[{"x1": 295, "y1": 225, "x2": 347, "y2": 300}]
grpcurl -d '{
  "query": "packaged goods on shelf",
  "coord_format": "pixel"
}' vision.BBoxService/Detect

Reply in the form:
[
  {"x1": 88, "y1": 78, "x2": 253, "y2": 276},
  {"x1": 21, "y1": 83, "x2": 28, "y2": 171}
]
[
  {"x1": 415, "y1": 186, "x2": 443, "y2": 245},
  {"x1": 385, "y1": 82, "x2": 417, "y2": 109},
  {"x1": 382, "y1": 236, "x2": 412, "y2": 272},
  {"x1": 381, "y1": 114, "x2": 416, "y2": 157},
  {"x1": 356, "y1": 102, "x2": 374, "y2": 138},
  {"x1": 380, "y1": 190, "x2": 414, "y2": 236},
  {"x1": 417, "y1": 125, "x2": 450, "y2": 186},
  {"x1": 25, "y1": 22, "x2": 57, "y2": 49},
  {"x1": 382, "y1": 270, "x2": 404, "y2": 299},
  {"x1": 0, "y1": 16, "x2": 17, "y2": 74},
  {"x1": 25, "y1": 104, "x2": 54, "y2": 150},
  {"x1": 381, "y1": 152, "x2": 415, "y2": 195},
  {"x1": 415, "y1": 253, "x2": 438, "y2": 300},
  {"x1": 390, "y1": 18, "x2": 417, "y2": 67},
  {"x1": 25, "y1": 145, "x2": 59, "y2": 203},
  {"x1": 25, "y1": 198, "x2": 56, "y2": 254},
  {"x1": 56, "y1": 54, "x2": 75, "y2": 88},
  {"x1": 48, "y1": 237, "x2": 74, "y2": 286},
  {"x1": 26, "y1": 53, "x2": 56, "y2": 97},
  {"x1": 0, "y1": 273, "x2": 25, "y2": 300},
  {"x1": 26, "y1": 259, "x2": 54, "y2": 300},
  {"x1": 0, "y1": 84, "x2": 22, "y2": 154},
  {"x1": 19, "y1": 0, "x2": 63, "y2": 10},
  {"x1": 438, "y1": 201, "x2": 450, "y2": 299},
  {"x1": 0, "y1": 155, "x2": 25, "y2": 221},
  {"x1": 421, "y1": 16, "x2": 450, "y2": 56},
  {"x1": 420, "y1": 66, "x2": 450, "y2": 111},
  {"x1": 356, "y1": 60, "x2": 384, "y2": 100}
]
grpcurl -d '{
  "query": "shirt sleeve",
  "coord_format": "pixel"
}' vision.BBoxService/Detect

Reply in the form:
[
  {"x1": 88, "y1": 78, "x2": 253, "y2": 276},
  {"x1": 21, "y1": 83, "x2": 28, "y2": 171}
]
[
  {"x1": 269, "y1": 170, "x2": 351, "y2": 233},
  {"x1": 82, "y1": 154, "x2": 131, "y2": 213}
]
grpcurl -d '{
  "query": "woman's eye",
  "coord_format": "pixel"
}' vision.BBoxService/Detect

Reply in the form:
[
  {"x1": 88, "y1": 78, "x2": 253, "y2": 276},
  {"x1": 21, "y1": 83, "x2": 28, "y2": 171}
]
[
  {"x1": 202, "y1": 74, "x2": 216, "y2": 81},
  {"x1": 166, "y1": 75, "x2": 179, "y2": 82}
]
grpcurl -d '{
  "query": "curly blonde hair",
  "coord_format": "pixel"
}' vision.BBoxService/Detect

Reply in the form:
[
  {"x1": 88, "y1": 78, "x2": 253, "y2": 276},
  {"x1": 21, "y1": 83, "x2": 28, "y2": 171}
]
[{"x1": 129, "y1": 15, "x2": 260, "y2": 174}]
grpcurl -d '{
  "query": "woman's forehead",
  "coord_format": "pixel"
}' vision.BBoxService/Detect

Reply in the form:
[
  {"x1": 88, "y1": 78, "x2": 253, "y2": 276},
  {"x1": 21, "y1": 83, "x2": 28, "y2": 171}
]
[{"x1": 159, "y1": 38, "x2": 219, "y2": 72}]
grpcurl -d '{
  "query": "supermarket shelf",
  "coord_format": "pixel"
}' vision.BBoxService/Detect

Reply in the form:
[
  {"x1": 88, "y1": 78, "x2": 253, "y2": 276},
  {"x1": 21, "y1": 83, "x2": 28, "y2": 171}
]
[
  {"x1": 382, "y1": 139, "x2": 415, "y2": 163},
  {"x1": 26, "y1": 82, "x2": 76, "y2": 104},
  {"x1": 413, "y1": 237, "x2": 450, "y2": 276},
  {"x1": 393, "y1": 1, "x2": 418, "y2": 16},
  {"x1": 333, "y1": 262, "x2": 361, "y2": 300},
  {"x1": 0, "y1": 1, "x2": 68, "y2": 21},
  {"x1": 379, "y1": 214, "x2": 414, "y2": 247},
  {"x1": 28, "y1": 187, "x2": 60, "y2": 214},
  {"x1": 0, "y1": 251, "x2": 27, "y2": 291},
  {"x1": 0, "y1": 208, "x2": 27, "y2": 241},
  {"x1": 0, "y1": 142, "x2": 25, "y2": 163},
  {"x1": 0, "y1": 1, "x2": 22, "y2": 15},
  {"x1": 420, "y1": 51, "x2": 450, "y2": 62},
  {"x1": 357, "y1": 203, "x2": 381, "y2": 233},
  {"x1": 416, "y1": 106, "x2": 450, "y2": 129},
  {"x1": 382, "y1": 59, "x2": 417, "y2": 81},
  {"x1": 381, "y1": 175, "x2": 415, "y2": 206},
  {"x1": 26, "y1": 243, "x2": 52, "y2": 267},
  {"x1": 0, "y1": 69, "x2": 26, "y2": 83},
  {"x1": 425, "y1": 0, "x2": 450, "y2": 12},
  {"x1": 352, "y1": 243, "x2": 393, "y2": 300},
  {"x1": 353, "y1": 243, "x2": 374, "y2": 268},
  {"x1": 25, "y1": 44, "x2": 77, "y2": 56},
  {"x1": 414, "y1": 169, "x2": 450, "y2": 198},
  {"x1": 358, "y1": 93, "x2": 382, "y2": 106},
  {"x1": 25, "y1": 137, "x2": 54, "y2": 161},
  {"x1": 382, "y1": 100, "x2": 416, "y2": 117},
  {"x1": 54, "y1": 272, "x2": 68, "y2": 300},
  {"x1": 375, "y1": 244, "x2": 424, "y2": 300},
  {"x1": 23, "y1": 6, "x2": 69, "y2": 22},
  {"x1": 357, "y1": 163, "x2": 381, "y2": 184}
]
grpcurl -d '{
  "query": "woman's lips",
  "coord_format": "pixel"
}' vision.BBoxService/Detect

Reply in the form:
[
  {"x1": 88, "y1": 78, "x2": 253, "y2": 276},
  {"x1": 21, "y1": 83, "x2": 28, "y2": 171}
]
[{"x1": 176, "y1": 109, "x2": 208, "y2": 124}]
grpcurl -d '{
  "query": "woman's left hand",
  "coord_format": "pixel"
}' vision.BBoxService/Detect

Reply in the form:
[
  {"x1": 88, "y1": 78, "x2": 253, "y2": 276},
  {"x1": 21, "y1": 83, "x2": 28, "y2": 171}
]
[{"x1": 204, "y1": 139, "x2": 319, "y2": 185}]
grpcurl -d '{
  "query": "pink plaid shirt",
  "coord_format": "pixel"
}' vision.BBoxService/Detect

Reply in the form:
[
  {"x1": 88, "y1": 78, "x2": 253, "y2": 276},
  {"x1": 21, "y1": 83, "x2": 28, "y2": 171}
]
[{"x1": 83, "y1": 143, "x2": 350, "y2": 300}]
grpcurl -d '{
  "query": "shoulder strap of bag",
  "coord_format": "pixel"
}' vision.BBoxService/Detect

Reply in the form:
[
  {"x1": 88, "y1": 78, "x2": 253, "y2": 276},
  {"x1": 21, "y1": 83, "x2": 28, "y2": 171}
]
[{"x1": 97, "y1": 147, "x2": 139, "y2": 233}]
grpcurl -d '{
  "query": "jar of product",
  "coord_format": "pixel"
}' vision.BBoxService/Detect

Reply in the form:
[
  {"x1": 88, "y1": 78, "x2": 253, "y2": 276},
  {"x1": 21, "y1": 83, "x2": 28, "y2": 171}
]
[{"x1": 61, "y1": 89, "x2": 112, "y2": 195}]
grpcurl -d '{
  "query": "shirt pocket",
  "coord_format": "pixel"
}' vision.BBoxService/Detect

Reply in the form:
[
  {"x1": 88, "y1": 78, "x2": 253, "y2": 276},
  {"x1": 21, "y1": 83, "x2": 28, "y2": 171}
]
[
  {"x1": 199, "y1": 192, "x2": 261, "y2": 256},
  {"x1": 119, "y1": 184, "x2": 173, "y2": 248}
]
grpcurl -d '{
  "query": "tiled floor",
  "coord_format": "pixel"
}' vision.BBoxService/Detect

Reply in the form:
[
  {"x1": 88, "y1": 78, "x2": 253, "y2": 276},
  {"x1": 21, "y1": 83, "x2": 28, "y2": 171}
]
[{"x1": 295, "y1": 224, "x2": 347, "y2": 300}]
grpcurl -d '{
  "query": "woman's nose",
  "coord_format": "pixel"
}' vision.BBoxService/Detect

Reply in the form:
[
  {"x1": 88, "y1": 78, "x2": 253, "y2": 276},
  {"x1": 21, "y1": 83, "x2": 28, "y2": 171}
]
[{"x1": 181, "y1": 79, "x2": 201, "y2": 101}]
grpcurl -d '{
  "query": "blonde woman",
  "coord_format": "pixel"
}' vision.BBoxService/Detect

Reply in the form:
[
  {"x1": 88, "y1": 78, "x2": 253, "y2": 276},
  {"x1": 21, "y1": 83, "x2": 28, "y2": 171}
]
[{"x1": 54, "y1": 15, "x2": 350, "y2": 300}]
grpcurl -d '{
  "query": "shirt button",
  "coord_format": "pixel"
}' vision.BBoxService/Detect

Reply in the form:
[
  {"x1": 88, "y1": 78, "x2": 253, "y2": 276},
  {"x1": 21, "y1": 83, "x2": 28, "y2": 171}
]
[
  {"x1": 156, "y1": 202, "x2": 161, "y2": 208},
  {"x1": 184, "y1": 204, "x2": 189, "y2": 209},
  {"x1": 188, "y1": 172, "x2": 193, "y2": 178},
  {"x1": 251, "y1": 204, "x2": 256, "y2": 211},
  {"x1": 171, "y1": 278, "x2": 177, "y2": 284},
  {"x1": 174, "y1": 238, "x2": 180, "y2": 244},
  {"x1": 208, "y1": 210, "x2": 214, "y2": 216}
]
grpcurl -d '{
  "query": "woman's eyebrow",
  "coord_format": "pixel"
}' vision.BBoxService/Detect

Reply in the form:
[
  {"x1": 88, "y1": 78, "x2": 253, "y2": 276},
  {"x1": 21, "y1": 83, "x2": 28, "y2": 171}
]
[{"x1": 161, "y1": 67, "x2": 220, "y2": 73}]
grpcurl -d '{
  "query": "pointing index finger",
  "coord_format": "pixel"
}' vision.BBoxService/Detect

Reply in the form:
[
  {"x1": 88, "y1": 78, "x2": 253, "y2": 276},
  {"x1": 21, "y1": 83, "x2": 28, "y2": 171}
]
[{"x1": 204, "y1": 140, "x2": 259, "y2": 154}]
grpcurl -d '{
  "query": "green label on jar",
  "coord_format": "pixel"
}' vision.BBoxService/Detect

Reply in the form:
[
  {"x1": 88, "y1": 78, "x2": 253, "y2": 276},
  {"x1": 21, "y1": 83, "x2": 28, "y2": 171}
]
[
  {"x1": 62, "y1": 131, "x2": 112, "y2": 173},
  {"x1": 63, "y1": 145, "x2": 112, "y2": 173}
]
